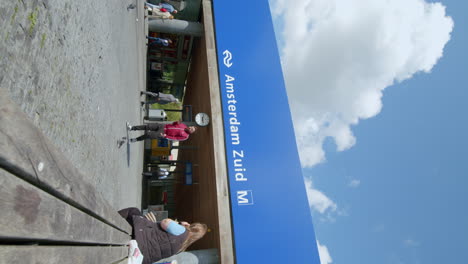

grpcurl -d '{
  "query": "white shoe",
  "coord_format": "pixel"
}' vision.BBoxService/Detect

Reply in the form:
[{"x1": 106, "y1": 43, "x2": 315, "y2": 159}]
[
  {"x1": 117, "y1": 139, "x2": 125, "y2": 148},
  {"x1": 126, "y1": 122, "x2": 132, "y2": 130}
]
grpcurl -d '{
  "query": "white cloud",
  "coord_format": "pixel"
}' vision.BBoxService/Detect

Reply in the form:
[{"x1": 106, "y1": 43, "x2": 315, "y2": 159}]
[
  {"x1": 403, "y1": 238, "x2": 420, "y2": 247},
  {"x1": 304, "y1": 177, "x2": 337, "y2": 214},
  {"x1": 348, "y1": 179, "x2": 361, "y2": 188},
  {"x1": 271, "y1": 0, "x2": 453, "y2": 167},
  {"x1": 371, "y1": 223, "x2": 386, "y2": 233},
  {"x1": 317, "y1": 240, "x2": 333, "y2": 264}
]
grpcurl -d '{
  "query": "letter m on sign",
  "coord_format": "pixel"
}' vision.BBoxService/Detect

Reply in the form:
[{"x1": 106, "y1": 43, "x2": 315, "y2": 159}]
[{"x1": 237, "y1": 190, "x2": 254, "y2": 205}]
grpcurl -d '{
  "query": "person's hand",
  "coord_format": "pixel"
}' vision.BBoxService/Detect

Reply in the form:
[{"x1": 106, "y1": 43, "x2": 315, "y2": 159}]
[
  {"x1": 160, "y1": 133, "x2": 166, "y2": 137},
  {"x1": 145, "y1": 212, "x2": 157, "y2": 223},
  {"x1": 179, "y1": 221, "x2": 190, "y2": 228},
  {"x1": 160, "y1": 218, "x2": 174, "y2": 230}
]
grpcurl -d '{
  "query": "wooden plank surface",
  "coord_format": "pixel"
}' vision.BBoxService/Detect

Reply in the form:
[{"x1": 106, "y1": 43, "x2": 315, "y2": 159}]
[
  {"x1": 112, "y1": 258, "x2": 130, "y2": 264},
  {"x1": 0, "y1": 168, "x2": 130, "y2": 244},
  {"x1": 0, "y1": 88, "x2": 131, "y2": 235},
  {"x1": 171, "y1": 3, "x2": 235, "y2": 261},
  {"x1": 202, "y1": 1, "x2": 235, "y2": 263},
  {"x1": 0, "y1": 245, "x2": 128, "y2": 264}
]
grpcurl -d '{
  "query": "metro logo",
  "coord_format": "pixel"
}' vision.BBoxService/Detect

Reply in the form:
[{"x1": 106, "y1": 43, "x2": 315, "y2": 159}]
[
  {"x1": 237, "y1": 190, "x2": 254, "y2": 205},
  {"x1": 223, "y1": 50, "x2": 233, "y2": 68}
]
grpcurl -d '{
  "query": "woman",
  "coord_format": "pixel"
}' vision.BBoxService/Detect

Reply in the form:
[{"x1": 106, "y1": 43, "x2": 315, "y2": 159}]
[
  {"x1": 119, "y1": 207, "x2": 207, "y2": 264},
  {"x1": 147, "y1": 9, "x2": 174, "y2": 20},
  {"x1": 144, "y1": 2, "x2": 178, "y2": 14},
  {"x1": 144, "y1": 2, "x2": 175, "y2": 19},
  {"x1": 142, "y1": 167, "x2": 171, "y2": 179},
  {"x1": 127, "y1": 121, "x2": 197, "y2": 142}
]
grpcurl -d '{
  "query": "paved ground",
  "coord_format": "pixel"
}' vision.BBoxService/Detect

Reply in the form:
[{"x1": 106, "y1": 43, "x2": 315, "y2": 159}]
[{"x1": 0, "y1": 0, "x2": 147, "y2": 210}]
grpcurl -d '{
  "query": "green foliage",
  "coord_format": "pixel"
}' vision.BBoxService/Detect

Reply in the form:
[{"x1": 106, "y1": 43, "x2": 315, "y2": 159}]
[
  {"x1": 11, "y1": 5, "x2": 19, "y2": 25},
  {"x1": 40, "y1": 33, "x2": 46, "y2": 48},
  {"x1": 28, "y1": 8, "x2": 39, "y2": 34}
]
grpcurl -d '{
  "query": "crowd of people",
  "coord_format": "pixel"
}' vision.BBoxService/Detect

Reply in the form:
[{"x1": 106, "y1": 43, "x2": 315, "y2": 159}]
[
  {"x1": 120, "y1": 94, "x2": 203, "y2": 262},
  {"x1": 121, "y1": 3, "x2": 207, "y2": 263}
]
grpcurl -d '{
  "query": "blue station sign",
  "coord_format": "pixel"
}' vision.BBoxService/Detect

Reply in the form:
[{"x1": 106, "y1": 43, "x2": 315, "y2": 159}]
[{"x1": 212, "y1": 0, "x2": 321, "y2": 263}]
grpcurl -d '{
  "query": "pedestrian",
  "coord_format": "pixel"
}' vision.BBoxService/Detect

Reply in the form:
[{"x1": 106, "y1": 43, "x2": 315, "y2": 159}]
[
  {"x1": 146, "y1": 8, "x2": 174, "y2": 20},
  {"x1": 127, "y1": 121, "x2": 197, "y2": 142},
  {"x1": 146, "y1": 36, "x2": 173, "y2": 47},
  {"x1": 159, "y1": 2, "x2": 177, "y2": 14},
  {"x1": 143, "y1": 168, "x2": 171, "y2": 179},
  {"x1": 144, "y1": 2, "x2": 178, "y2": 14},
  {"x1": 118, "y1": 208, "x2": 207, "y2": 264},
  {"x1": 140, "y1": 91, "x2": 179, "y2": 105}
]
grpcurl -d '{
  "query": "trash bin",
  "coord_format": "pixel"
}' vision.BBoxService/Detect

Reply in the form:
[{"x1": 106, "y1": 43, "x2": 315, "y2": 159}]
[{"x1": 148, "y1": 109, "x2": 167, "y2": 121}]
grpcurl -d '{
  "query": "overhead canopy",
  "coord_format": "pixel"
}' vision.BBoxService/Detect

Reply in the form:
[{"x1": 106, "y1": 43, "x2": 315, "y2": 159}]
[{"x1": 212, "y1": 0, "x2": 321, "y2": 263}]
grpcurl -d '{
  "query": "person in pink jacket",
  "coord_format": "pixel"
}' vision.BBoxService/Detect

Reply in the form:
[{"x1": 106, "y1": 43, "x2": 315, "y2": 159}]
[{"x1": 127, "y1": 121, "x2": 196, "y2": 142}]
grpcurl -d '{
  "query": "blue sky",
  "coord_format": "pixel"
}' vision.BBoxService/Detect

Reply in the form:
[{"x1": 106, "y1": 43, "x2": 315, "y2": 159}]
[{"x1": 270, "y1": 0, "x2": 466, "y2": 263}]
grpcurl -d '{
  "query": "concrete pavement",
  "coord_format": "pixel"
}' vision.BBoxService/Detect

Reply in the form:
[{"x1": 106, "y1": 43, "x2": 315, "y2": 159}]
[{"x1": 0, "y1": 0, "x2": 147, "y2": 210}]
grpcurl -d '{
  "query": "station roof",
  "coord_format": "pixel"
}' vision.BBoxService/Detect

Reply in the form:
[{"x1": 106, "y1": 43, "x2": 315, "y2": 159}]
[
  {"x1": 172, "y1": 1, "x2": 233, "y2": 262},
  {"x1": 173, "y1": 1, "x2": 320, "y2": 263}
]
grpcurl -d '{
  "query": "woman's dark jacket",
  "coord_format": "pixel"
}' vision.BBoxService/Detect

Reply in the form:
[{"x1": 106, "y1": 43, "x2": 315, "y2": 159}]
[{"x1": 119, "y1": 208, "x2": 188, "y2": 264}]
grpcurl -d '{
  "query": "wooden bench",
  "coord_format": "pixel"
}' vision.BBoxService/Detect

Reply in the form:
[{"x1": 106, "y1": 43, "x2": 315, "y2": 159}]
[{"x1": 0, "y1": 88, "x2": 132, "y2": 263}]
